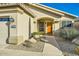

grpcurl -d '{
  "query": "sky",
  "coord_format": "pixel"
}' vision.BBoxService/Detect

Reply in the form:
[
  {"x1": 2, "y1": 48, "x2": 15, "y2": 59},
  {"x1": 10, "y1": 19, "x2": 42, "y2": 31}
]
[{"x1": 41, "y1": 3, "x2": 79, "y2": 16}]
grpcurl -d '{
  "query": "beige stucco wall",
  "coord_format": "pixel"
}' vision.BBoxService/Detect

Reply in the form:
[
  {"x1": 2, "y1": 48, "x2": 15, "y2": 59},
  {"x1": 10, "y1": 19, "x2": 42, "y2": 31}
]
[
  {"x1": 0, "y1": 7, "x2": 32, "y2": 45},
  {"x1": 0, "y1": 11, "x2": 17, "y2": 44},
  {"x1": 30, "y1": 17, "x2": 36, "y2": 33},
  {"x1": 53, "y1": 22, "x2": 60, "y2": 31},
  {"x1": 61, "y1": 16, "x2": 74, "y2": 22},
  {"x1": 16, "y1": 12, "x2": 30, "y2": 45}
]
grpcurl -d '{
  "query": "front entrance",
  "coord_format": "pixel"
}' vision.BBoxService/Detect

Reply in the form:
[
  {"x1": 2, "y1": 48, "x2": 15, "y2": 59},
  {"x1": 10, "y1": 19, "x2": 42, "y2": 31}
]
[
  {"x1": 38, "y1": 21, "x2": 53, "y2": 35},
  {"x1": 47, "y1": 22, "x2": 52, "y2": 35},
  {"x1": 37, "y1": 17, "x2": 54, "y2": 35}
]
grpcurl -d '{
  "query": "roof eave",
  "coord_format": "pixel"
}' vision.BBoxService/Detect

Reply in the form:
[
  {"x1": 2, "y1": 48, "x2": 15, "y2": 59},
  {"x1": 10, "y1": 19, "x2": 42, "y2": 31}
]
[{"x1": 31, "y1": 3, "x2": 78, "y2": 18}]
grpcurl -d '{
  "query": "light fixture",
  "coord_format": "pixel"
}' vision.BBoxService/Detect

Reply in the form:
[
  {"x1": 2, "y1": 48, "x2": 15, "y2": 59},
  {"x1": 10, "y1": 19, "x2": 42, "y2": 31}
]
[{"x1": 33, "y1": 21, "x2": 36, "y2": 23}]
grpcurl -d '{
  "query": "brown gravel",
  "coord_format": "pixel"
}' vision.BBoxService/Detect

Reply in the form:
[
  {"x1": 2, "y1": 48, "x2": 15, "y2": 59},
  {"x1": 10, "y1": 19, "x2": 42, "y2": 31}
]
[{"x1": 5, "y1": 41, "x2": 45, "y2": 52}]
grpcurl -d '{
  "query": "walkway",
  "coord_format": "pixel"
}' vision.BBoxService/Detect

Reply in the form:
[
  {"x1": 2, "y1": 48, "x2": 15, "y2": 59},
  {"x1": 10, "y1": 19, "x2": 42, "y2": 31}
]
[{"x1": 44, "y1": 36, "x2": 60, "y2": 49}]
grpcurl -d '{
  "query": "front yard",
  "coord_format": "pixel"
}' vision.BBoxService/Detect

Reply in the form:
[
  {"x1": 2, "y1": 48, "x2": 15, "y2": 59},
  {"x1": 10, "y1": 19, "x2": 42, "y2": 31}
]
[
  {"x1": 55, "y1": 36, "x2": 78, "y2": 56},
  {"x1": 54, "y1": 27, "x2": 79, "y2": 56}
]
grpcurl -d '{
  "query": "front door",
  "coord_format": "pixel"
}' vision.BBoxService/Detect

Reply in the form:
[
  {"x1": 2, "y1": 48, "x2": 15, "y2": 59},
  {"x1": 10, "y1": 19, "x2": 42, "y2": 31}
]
[{"x1": 47, "y1": 22, "x2": 52, "y2": 35}]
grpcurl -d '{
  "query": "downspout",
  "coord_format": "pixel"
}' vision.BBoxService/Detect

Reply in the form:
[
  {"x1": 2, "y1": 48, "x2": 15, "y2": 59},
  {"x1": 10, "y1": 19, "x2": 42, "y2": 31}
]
[
  {"x1": 29, "y1": 17, "x2": 31, "y2": 39},
  {"x1": 6, "y1": 18, "x2": 10, "y2": 44}
]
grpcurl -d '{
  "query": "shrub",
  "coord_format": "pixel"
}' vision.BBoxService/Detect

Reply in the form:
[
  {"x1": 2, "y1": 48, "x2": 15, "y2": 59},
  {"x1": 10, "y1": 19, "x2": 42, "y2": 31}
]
[
  {"x1": 59, "y1": 27, "x2": 79, "y2": 40},
  {"x1": 32, "y1": 32, "x2": 45, "y2": 36}
]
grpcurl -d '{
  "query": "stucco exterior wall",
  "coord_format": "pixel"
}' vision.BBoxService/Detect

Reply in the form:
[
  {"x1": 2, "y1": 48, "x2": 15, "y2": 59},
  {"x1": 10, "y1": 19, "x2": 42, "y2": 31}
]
[
  {"x1": 53, "y1": 22, "x2": 60, "y2": 31},
  {"x1": 0, "y1": 12, "x2": 17, "y2": 44},
  {"x1": 16, "y1": 12, "x2": 30, "y2": 45},
  {"x1": 0, "y1": 7, "x2": 32, "y2": 45},
  {"x1": 61, "y1": 16, "x2": 74, "y2": 22},
  {"x1": 30, "y1": 18, "x2": 37, "y2": 33}
]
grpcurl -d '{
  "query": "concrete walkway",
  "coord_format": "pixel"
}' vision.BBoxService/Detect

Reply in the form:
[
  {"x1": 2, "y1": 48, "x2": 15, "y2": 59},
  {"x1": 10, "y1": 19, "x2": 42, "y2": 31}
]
[
  {"x1": 44, "y1": 36, "x2": 60, "y2": 49},
  {"x1": 43, "y1": 43, "x2": 63, "y2": 56}
]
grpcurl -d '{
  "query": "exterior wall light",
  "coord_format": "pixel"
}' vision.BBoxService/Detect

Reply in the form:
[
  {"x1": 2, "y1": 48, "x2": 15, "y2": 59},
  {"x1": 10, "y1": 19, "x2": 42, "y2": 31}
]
[
  {"x1": 33, "y1": 21, "x2": 36, "y2": 23},
  {"x1": 9, "y1": 18, "x2": 14, "y2": 22}
]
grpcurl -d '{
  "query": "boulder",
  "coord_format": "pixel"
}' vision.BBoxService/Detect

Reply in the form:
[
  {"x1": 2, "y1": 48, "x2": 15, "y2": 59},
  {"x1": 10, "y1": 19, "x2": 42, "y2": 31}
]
[
  {"x1": 23, "y1": 40, "x2": 32, "y2": 47},
  {"x1": 72, "y1": 37, "x2": 79, "y2": 45},
  {"x1": 40, "y1": 38, "x2": 49, "y2": 43},
  {"x1": 29, "y1": 38, "x2": 37, "y2": 43}
]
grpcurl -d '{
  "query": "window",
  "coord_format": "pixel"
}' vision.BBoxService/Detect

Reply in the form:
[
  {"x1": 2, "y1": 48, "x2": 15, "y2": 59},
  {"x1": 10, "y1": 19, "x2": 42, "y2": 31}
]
[
  {"x1": 62, "y1": 21, "x2": 72, "y2": 28},
  {"x1": 66, "y1": 21, "x2": 73, "y2": 27},
  {"x1": 38, "y1": 22, "x2": 44, "y2": 32}
]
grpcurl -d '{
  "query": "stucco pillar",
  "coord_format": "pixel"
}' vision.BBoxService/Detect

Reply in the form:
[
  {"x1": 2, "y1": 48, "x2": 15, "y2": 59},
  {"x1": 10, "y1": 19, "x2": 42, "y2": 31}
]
[{"x1": 7, "y1": 17, "x2": 17, "y2": 45}]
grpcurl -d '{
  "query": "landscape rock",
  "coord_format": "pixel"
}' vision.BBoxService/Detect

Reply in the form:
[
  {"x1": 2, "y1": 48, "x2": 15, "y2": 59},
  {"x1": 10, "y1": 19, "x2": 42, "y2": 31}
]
[
  {"x1": 40, "y1": 38, "x2": 49, "y2": 43},
  {"x1": 72, "y1": 37, "x2": 79, "y2": 45},
  {"x1": 29, "y1": 38, "x2": 37, "y2": 43},
  {"x1": 23, "y1": 40, "x2": 33, "y2": 47}
]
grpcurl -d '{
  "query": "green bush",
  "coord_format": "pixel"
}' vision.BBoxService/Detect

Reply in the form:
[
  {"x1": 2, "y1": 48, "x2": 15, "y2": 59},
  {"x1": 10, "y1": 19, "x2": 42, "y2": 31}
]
[
  {"x1": 59, "y1": 27, "x2": 79, "y2": 40},
  {"x1": 32, "y1": 32, "x2": 45, "y2": 36}
]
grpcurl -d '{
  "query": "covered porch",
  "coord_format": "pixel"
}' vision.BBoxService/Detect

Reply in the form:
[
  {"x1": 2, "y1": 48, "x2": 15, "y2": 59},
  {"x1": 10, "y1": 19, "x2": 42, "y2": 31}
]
[{"x1": 37, "y1": 17, "x2": 59, "y2": 35}]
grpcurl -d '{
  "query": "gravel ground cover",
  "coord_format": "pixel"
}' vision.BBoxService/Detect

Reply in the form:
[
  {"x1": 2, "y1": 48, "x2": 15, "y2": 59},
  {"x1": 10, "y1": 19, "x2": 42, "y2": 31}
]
[
  {"x1": 5, "y1": 41, "x2": 45, "y2": 52},
  {"x1": 55, "y1": 37, "x2": 78, "y2": 56}
]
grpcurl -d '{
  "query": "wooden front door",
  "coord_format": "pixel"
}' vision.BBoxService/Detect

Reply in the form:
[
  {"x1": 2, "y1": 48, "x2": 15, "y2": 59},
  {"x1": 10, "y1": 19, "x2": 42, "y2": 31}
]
[{"x1": 47, "y1": 22, "x2": 52, "y2": 35}]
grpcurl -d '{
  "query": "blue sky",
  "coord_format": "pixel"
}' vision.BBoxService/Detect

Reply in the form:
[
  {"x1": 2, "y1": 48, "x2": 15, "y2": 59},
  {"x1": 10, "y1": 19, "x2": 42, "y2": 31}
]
[{"x1": 41, "y1": 3, "x2": 79, "y2": 16}]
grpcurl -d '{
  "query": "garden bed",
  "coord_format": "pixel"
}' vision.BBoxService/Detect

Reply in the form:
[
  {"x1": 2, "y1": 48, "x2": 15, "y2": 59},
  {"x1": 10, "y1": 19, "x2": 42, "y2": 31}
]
[{"x1": 5, "y1": 40, "x2": 45, "y2": 52}]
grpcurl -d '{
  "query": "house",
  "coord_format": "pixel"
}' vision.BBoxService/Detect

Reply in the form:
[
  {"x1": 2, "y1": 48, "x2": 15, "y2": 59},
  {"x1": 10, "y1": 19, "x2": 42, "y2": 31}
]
[{"x1": 0, "y1": 3, "x2": 77, "y2": 45}]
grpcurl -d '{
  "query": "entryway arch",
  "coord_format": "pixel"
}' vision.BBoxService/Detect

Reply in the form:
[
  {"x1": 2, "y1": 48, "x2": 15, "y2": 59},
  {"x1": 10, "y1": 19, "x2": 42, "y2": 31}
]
[{"x1": 37, "y1": 17, "x2": 55, "y2": 35}]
